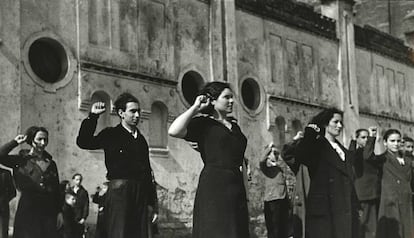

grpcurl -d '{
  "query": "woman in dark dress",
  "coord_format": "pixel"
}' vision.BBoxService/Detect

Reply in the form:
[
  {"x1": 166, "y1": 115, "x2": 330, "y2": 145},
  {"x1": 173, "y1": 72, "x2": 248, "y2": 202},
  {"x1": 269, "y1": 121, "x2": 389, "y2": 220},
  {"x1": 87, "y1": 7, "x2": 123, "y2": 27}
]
[
  {"x1": 0, "y1": 126, "x2": 62, "y2": 238},
  {"x1": 168, "y1": 82, "x2": 249, "y2": 238}
]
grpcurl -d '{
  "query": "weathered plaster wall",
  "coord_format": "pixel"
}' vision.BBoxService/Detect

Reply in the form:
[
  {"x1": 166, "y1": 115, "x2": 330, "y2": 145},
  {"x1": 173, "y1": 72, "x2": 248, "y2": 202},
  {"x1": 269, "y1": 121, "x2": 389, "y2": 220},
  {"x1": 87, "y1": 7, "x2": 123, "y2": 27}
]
[{"x1": 4, "y1": 0, "x2": 414, "y2": 238}]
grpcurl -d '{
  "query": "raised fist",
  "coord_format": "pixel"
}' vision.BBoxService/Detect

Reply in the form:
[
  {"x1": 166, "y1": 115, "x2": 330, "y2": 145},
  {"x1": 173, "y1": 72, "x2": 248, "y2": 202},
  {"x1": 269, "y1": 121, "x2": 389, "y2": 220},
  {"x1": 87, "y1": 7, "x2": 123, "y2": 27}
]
[
  {"x1": 368, "y1": 126, "x2": 377, "y2": 137},
  {"x1": 91, "y1": 102, "x2": 106, "y2": 115},
  {"x1": 14, "y1": 134, "x2": 27, "y2": 144}
]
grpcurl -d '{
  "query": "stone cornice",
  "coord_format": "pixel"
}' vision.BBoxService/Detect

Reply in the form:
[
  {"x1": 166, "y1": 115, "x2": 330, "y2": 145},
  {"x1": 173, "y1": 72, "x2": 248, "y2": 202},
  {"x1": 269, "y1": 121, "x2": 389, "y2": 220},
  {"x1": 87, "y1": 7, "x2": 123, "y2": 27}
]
[
  {"x1": 355, "y1": 25, "x2": 414, "y2": 66},
  {"x1": 80, "y1": 61, "x2": 178, "y2": 87},
  {"x1": 268, "y1": 95, "x2": 329, "y2": 110},
  {"x1": 235, "y1": 0, "x2": 337, "y2": 40},
  {"x1": 359, "y1": 110, "x2": 414, "y2": 126}
]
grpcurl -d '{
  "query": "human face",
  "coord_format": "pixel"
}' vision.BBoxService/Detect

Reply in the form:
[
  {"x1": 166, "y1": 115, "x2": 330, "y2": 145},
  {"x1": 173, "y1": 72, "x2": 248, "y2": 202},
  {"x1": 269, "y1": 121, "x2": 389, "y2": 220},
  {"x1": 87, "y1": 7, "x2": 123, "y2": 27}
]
[
  {"x1": 212, "y1": 88, "x2": 234, "y2": 114},
  {"x1": 404, "y1": 141, "x2": 414, "y2": 154},
  {"x1": 384, "y1": 133, "x2": 401, "y2": 153},
  {"x1": 32, "y1": 131, "x2": 48, "y2": 152},
  {"x1": 325, "y1": 113, "x2": 343, "y2": 138},
  {"x1": 119, "y1": 102, "x2": 140, "y2": 129},
  {"x1": 73, "y1": 175, "x2": 82, "y2": 186},
  {"x1": 65, "y1": 194, "x2": 76, "y2": 207},
  {"x1": 356, "y1": 131, "x2": 369, "y2": 148}
]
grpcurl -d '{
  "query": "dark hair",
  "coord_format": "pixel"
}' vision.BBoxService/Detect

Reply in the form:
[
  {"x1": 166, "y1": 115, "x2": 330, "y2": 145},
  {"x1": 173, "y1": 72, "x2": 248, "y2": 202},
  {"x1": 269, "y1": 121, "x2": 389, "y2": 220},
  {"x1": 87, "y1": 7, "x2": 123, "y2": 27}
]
[
  {"x1": 383, "y1": 129, "x2": 401, "y2": 141},
  {"x1": 355, "y1": 129, "x2": 368, "y2": 138},
  {"x1": 114, "y1": 93, "x2": 139, "y2": 115},
  {"x1": 198, "y1": 82, "x2": 232, "y2": 115},
  {"x1": 59, "y1": 180, "x2": 70, "y2": 193},
  {"x1": 309, "y1": 108, "x2": 343, "y2": 135},
  {"x1": 72, "y1": 173, "x2": 83, "y2": 181},
  {"x1": 25, "y1": 126, "x2": 48, "y2": 146},
  {"x1": 403, "y1": 136, "x2": 414, "y2": 143}
]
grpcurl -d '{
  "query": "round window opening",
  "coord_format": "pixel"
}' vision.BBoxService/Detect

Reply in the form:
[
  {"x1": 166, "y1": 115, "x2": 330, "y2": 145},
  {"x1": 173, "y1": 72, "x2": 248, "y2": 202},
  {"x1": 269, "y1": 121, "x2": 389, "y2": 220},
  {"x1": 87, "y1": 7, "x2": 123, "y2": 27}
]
[
  {"x1": 28, "y1": 37, "x2": 69, "y2": 84},
  {"x1": 241, "y1": 78, "x2": 261, "y2": 111},
  {"x1": 181, "y1": 71, "x2": 204, "y2": 105}
]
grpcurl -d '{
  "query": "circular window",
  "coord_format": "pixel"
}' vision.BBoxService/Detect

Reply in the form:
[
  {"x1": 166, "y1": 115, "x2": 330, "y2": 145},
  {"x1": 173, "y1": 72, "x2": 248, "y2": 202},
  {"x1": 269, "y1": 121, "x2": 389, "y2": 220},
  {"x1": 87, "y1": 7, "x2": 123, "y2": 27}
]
[
  {"x1": 241, "y1": 78, "x2": 261, "y2": 111},
  {"x1": 181, "y1": 71, "x2": 204, "y2": 105},
  {"x1": 28, "y1": 37, "x2": 68, "y2": 84}
]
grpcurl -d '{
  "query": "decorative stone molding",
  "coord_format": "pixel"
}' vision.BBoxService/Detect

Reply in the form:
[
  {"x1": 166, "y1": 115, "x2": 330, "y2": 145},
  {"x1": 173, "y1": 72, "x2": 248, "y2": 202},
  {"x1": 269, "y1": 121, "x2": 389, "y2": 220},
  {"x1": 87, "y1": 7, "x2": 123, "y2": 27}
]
[
  {"x1": 81, "y1": 61, "x2": 178, "y2": 87},
  {"x1": 235, "y1": 0, "x2": 337, "y2": 40},
  {"x1": 22, "y1": 31, "x2": 76, "y2": 93},
  {"x1": 355, "y1": 25, "x2": 414, "y2": 66}
]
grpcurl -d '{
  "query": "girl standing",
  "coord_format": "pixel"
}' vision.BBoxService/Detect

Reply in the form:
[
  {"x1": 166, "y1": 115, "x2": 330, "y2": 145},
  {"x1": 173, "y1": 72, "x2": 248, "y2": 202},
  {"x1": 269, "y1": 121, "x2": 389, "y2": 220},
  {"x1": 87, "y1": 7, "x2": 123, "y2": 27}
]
[{"x1": 168, "y1": 82, "x2": 249, "y2": 238}]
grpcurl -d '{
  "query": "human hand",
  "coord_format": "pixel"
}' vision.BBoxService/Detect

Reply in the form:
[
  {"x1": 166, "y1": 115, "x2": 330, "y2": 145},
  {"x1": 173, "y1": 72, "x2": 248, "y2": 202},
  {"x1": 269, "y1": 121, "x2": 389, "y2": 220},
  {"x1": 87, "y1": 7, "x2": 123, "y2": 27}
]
[
  {"x1": 306, "y1": 124, "x2": 320, "y2": 133},
  {"x1": 91, "y1": 102, "x2": 106, "y2": 115},
  {"x1": 293, "y1": 131, "x2": 304, "y2": 141},
  {"x1": 56, "y1": 213, "x2": 63, "y2": 229},
  {"x1": 152, "y1": 213, "x2": 158, "y2": 223},
  {"x1": 368, "y1": 126, "x2": 377, "y2": 137},
  {"x1": 14, "y1": 135, "x2": 27, "y2": 144},
  {"x1": 192, "y1": 94, "x2": 211, "y2": 112},
  {"x1": 78, "y1": 218, "x2": 85, "y2": 224}
]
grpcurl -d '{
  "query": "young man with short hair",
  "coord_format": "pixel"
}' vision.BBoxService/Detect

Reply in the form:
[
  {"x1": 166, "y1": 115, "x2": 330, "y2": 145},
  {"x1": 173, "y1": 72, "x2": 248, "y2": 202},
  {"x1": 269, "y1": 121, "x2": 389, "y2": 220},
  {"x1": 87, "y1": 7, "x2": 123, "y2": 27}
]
[{"x1": 76, "y1": 92, "x2": 157, "y2": 238}]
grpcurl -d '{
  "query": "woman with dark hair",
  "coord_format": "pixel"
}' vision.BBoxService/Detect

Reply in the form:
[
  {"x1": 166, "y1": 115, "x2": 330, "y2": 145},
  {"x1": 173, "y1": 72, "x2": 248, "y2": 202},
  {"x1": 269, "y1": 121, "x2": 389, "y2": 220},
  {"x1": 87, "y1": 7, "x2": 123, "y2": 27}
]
[
  {"x1": 374, "y1": 129, "x2": 413, "y2": 238},
  {"x1": 0, "y1": 126, "x2": 62, "y2": 238},
  {"x1": 287, "y1": 108, "x2": 359, "y2": 238},
  {"x1": 168, "y1": 82, "x2": 249, "y2": 238}
]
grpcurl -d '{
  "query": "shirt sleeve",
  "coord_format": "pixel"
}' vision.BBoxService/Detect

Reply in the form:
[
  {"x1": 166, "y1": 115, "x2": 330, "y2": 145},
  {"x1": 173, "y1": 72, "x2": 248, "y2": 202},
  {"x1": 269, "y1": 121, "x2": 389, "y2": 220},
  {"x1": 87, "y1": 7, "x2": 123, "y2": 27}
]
[{"x1": 184, "y1": 117, "x2": 207, "y2": 143}]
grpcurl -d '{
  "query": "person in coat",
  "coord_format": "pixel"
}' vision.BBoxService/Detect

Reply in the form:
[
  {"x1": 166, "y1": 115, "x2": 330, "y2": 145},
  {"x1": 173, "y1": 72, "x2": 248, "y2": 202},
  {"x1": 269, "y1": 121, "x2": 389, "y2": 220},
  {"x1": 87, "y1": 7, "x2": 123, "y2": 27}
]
[
  {"x1": 374, "y1": 129, "x2": 413, "y2": 238},
  {"x1": 76, "y1": 92, "x2": 158, "y2": 238},
  {"x1": 70, "y1": 173, "x2": 89, "y2": 238},
  {"x1": 282, "y1": 131, "x2": 309, "y2": 238},
  {"x1": 289, "y1": 108, "x2": 360, "y2": 238},
  {"x1": 260, "y1": 143, "x2": 291, "y2": 238},
  {"x1": 0, "y1": 126, "x2": 63, "y2": 238},
  {"x1": 348, "y1": 127, "x2": 379, "y2": 238}
]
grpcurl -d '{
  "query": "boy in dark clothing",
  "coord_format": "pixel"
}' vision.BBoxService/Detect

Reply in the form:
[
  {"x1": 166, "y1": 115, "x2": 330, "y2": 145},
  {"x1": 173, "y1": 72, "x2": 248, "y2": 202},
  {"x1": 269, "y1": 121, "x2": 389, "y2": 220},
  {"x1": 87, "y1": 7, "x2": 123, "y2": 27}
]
[
  {"x1": 71, "y1": 173, "x2": 89, "y2": 238},
  {"x1": 62, "y1": 191, "x2": 78, "y2": 238},
  {"x1": 92, "y1": 182, "x2": 108, "y2": 238}
]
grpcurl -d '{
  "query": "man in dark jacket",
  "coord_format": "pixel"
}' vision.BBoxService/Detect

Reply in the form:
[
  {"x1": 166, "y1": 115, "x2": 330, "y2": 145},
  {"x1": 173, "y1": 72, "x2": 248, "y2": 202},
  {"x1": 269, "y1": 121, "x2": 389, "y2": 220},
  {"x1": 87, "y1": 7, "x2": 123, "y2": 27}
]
[
  {"x1": 349, "y1": 127, "x2": 379, "y2": 238},
  {"x1": 76, "y1": 92, "x2": 158, "y2": 238},
  {"x1": 0, "y1": 167, "x2": 15, "y2": 238}
]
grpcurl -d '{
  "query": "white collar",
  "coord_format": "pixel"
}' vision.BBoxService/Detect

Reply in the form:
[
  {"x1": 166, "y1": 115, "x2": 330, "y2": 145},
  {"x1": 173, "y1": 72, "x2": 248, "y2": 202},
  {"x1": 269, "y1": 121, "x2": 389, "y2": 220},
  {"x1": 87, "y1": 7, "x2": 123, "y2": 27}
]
[{"x1": 122, "y1": 125, "x2": 138, "y2": 139}]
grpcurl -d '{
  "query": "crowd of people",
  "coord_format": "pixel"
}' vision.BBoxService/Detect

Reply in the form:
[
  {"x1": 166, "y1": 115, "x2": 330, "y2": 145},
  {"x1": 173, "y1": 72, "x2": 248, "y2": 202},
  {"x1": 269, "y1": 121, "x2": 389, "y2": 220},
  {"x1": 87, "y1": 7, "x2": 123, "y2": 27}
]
[{"x1": 0, "y1": 81, "x2": 412, "y2": 238}]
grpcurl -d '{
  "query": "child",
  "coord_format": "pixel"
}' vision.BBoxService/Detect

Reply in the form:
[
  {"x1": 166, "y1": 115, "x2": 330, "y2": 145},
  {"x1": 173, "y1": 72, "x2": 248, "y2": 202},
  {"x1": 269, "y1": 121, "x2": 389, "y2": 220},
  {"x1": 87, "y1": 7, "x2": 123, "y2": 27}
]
[
  {"x1": 92, "y1": 182, "x2": 108, "y2": 238},
  {"x1": 71, "y1": 173, "x2": 89, "y2": 238},
  {"x1": 62, "y1": 191, "x2": 78, "y2": 238},
  {"x1": 375, "y1": 129, "x2": 413, "y2": 238}
]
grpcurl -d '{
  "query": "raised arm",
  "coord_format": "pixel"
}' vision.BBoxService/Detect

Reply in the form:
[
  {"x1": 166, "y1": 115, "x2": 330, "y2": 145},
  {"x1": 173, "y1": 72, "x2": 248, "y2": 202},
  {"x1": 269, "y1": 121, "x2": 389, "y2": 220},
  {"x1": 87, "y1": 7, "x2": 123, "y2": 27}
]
[
  {"x1": 294, "y1": 125, "x2": 320, "y2": 169},
  {"x1": 76, "y1": 102, "x2": 106, "y2": 150},
  {"x1": 168, "y1": 95, "x2": 210, "y2": 138},
  {"x1": 0, "y1": 135, "x2": 26, "y2": 168},
  {"x1": 260, "y1": 144, "x2": 283, "y2": 178}
]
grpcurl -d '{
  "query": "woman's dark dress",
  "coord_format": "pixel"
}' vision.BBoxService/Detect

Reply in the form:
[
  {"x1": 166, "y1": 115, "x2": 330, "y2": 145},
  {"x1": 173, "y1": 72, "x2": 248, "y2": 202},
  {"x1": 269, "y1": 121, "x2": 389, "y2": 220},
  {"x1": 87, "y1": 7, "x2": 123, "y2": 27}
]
[
  {"x1": 185, "y1": 116, "x2": 249, "y2": 238},
  {"x1": 0, "y1": 140, "x2": 61, "y2": 238}
]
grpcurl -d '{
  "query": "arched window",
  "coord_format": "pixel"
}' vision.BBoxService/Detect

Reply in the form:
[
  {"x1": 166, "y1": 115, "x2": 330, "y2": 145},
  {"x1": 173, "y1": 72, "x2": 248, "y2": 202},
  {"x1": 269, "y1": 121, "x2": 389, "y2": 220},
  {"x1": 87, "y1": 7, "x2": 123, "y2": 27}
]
[
  {"x1": 273, "y1": 116, "x2": 286, "y2": 149},
  {"x1": 149, "y1": 102, "x2": 168, "y2": 148},
  {"x1": 291, "y1": 119, "x2": 303, "y2": 138},
  {"x1": 91, "y1": 91, "x2": 111, "y2": 133}
]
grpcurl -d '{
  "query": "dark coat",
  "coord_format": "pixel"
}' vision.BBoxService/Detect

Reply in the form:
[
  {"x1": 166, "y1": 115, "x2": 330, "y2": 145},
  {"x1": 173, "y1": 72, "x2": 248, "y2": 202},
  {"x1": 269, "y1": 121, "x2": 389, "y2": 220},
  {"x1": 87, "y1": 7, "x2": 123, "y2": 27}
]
[
  {"x1": 293, "y1": 127, "x2": 359, "y2": 238},
  {"x1": 0, "y1": 140, "x2": 61, "y2": 238},
  {"x1": 375, "y1": 152, "x2": 413, "y2": 238},
  {"x1": 71, "y1": 185, "x2": 89, "y2": 221},
  {"x1": 349, "y1": 137, "x2": 380, "y2": 201}
]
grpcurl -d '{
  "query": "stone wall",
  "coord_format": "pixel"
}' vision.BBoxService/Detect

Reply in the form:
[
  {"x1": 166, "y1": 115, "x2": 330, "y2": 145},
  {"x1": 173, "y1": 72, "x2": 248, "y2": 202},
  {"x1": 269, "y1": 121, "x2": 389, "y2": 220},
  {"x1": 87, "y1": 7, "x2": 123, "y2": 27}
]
[{"x1": 1, "y1": 0, "x2": 414, "y2": 237}]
